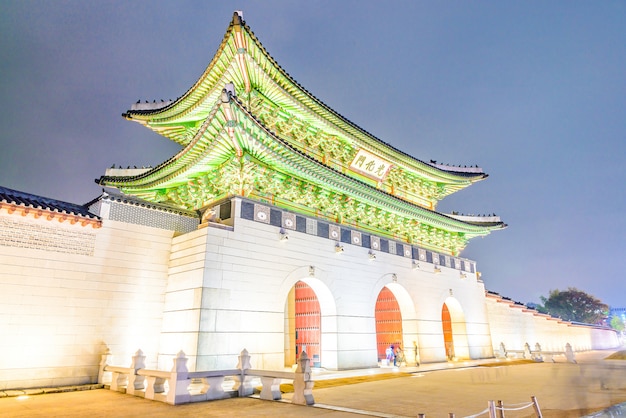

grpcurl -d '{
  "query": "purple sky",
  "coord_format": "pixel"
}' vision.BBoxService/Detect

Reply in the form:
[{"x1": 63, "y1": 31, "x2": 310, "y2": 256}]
[{"x1": 1, "y1": 1, "x2": 624, "y2": 307}]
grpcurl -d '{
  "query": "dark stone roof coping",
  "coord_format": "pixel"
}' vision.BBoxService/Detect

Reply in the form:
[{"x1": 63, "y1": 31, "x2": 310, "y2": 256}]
[{"x1": 0, "y1": 185, "x2": 99, "y2": 219}]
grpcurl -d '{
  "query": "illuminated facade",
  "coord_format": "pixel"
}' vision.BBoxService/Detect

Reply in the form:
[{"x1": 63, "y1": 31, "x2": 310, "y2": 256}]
[
  {"x1": 0, "y1": 12, "x2": 618, "y2": 390},
  {"x1": 95, "y1": 11, "x2": 507, "y2": 371},
  {"x1": 99, "y1": 12, "x2": 505, "y2": 257}
]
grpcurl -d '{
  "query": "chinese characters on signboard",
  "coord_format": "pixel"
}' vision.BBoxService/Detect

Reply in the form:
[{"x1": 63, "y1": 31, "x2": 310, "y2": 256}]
[{"x1": 349, "y1": 149, "x2": 392, "y2": 182}]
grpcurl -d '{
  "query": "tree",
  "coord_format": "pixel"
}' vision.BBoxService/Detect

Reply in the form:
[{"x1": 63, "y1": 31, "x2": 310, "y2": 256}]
[
  {"x1": 610, "y1": 315, "x2": 625, "y2": 332},
  {"x1": 539, "y1": 287, "x2": 608, "y2": 324}
]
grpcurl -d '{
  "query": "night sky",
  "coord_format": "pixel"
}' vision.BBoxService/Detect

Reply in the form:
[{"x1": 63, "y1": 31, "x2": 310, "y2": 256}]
[{"x1": 1, "y1": 1, "x2": 624, "y2": 307}]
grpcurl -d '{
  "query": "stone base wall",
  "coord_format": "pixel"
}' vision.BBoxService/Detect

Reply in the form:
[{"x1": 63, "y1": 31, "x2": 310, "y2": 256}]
[{"x1": 157, "y1": 198, "x2": 493, "y2": 371}]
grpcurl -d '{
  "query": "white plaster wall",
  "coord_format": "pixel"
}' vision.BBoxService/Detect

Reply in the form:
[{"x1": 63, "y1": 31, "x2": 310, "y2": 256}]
[{"x1": 0, "y1": 213, "x2": 172, "y2": 390}]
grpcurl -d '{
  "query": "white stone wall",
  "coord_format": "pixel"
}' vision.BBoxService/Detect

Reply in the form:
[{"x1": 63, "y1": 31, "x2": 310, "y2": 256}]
[
  {"x1": 0, "y1": 209, "x2": 173, "y2": 390},
  {"x1": 0, "y1": 195, "x2": 620, "y2": 390},
  {"x1": 485, "y1": 296, "x2": 619, "y2": 354},
  {"x1": 157, "y1": 198, "x2": 494, "y2": 371}
]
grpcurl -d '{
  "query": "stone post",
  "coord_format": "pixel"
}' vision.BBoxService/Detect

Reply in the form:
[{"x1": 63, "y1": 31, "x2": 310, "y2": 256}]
[
  {"x1": 166, "y1": 350, "x2": 191, "y2": 405},
  {"x1": 292, "y1": 351, "x2": 314, "y2": 405},
  {"x1": 533, "y1": 343, "x2": 543, "y2": 362},
  {"x1": 234, "y1": 348, "x2": 253, "y2": 397},
  {"x1": 498, "y1": 342, "x2": 506, "y2": 359},
  {"x1": 127, "y1": 349, "x2": 146, "y2": 395},
  {"x1": 523, "y1": 342, "x2": 531, "y2": 359},
  {"x1": 97, "y1": 347, "x2": 111, "y2": 385},
  {"x1": 565, "y1": 343, "x2": 576, "y2": 363}
]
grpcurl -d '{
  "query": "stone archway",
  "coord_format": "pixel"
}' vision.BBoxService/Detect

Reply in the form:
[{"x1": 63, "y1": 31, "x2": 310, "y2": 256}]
[
  {"x1": 441, "y1": 297, "x2": 470, "y2": 360},
  {"x1": 285, "y1": 281, "x2": 321, "y2": 367},
  {"x1": 283, "y1": 271, "x2": 336, "y2": 369},
  {"x1": 375, "y1": 286, "x2": 402, "y2": 362},
  {"x1": 371, "y1": 281, "x2": 419, "y2": 366},
  {"x1": 442, "y1": 304, "x2": 454, "y2": 359}
]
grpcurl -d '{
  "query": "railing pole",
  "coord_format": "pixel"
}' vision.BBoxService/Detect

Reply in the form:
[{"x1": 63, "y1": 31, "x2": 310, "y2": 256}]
[
  {"x1": 488, "y1": 400, "x2": 497, "y2": 418},
  {"x1": 418, "y1": 414, "x2": 426, "y2": 418},
  {"x1": 497, "y1": 400, "x2": 505, "y2": 418},
  {"x1": 531, "y1": 396, "x2": 542, "y2": 417}
]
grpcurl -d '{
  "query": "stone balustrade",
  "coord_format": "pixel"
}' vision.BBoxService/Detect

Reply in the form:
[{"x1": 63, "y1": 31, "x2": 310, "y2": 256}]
[
  {"x1": 497, "y1": 342, "x2": 577, "y2": 363},
  {"x1": 98, "y1": 348, "x2": 314, "y2": 405}
]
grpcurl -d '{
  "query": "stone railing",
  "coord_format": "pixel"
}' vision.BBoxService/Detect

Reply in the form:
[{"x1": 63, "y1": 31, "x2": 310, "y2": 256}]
[
  {"x1": 496, "y1": 342, "x2": 577, "y2": 363},
  {"x1": 98, "y1": 348, "x2": 314, "y2": 406}
]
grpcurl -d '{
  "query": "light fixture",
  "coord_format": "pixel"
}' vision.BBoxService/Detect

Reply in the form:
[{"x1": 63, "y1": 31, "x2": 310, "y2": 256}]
[
  {"x1": 368, "y1": 250, "x2": 376, "y2": 261},
  {"x1": 412, "y1": 261, "x2": 420, "y2": 270},
  {"x1": 392, "y1": 274, "x2": 398, "y2": 282},
  {"x1": 434, "y1": 266, "x2": 442, "y2": 274},
  {"x1": 460, "y1": 271, "x2": 467, "y2": 279},
  {"x1": 279, "y1": 228, "x2": 289, "y2": 241},
  {"x1": 335, "y1": 243, "x2": 344, "y2": 253}
]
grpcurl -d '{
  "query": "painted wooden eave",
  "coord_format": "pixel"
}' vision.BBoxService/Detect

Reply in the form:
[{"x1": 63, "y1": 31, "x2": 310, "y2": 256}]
[
  {"x1": 120, "y1": 11, "x2": 488, "y2": 187},
  {"x1": 102, "y1": 94, "x2": 504, "y2": 237}
]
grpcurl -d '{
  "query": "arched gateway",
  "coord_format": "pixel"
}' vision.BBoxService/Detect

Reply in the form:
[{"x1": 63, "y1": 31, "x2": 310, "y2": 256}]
[
  {"x1": 93, "y1": 11, "x2": 506, "y2": 372},
  {"x1": 441, "y1": 297, "x2": 470, "y2": 360},
  {"x1": 375, "y1": 287, "x2": 403, "y2": 362},
  {"x1": 442, "y1": 303, "x2": 454, "y2": 359},
  {"x1": 286, "y1": 281, "x2": 321, "y2": 367}
]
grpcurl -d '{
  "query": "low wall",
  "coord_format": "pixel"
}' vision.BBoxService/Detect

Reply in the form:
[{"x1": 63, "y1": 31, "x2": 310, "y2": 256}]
[
  {"x1": 99, "y1": 348, "x2": 314, "y2": 406},
  {"x1": 485, "y1": 293, "x2": 619, "y2": 353}
]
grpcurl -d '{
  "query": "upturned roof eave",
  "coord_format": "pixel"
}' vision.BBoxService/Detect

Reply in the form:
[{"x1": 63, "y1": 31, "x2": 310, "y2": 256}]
[
  {"x1": 237, "y1": 17, "x2": 488, "y2": 183},
  {"x1": 120, "y1": 12, "x2": 487, "y2": 186},
  {"x1": 121, "y1": 15, "x2": 239, "y2": 122}
]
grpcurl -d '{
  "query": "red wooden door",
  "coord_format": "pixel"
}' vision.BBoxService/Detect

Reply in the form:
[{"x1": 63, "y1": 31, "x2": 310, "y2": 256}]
[
  {"x1": 442, "y1": 304, "x2": 454, "y2": 359},
  {"x1": 294, "y1": 281, "x2": 321, "y2": 366},
  {"x1": 375, "y1": 287, "x2": 403, "y2": 361}
]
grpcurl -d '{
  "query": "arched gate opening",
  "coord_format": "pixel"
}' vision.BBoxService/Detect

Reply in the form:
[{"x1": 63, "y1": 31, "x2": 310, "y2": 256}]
[
  {"x1": 441, "y1": 297, "x2": 470, "y2": 360},
  {"x1": 285, "y1": 281, "x2": 321, "y2": 367},
  {"x1": 375, "y1": 286, "x2": 403, "y2": 362},
  {"x1": 442, "y1": 303, "x2": 454, "y2": 360}
]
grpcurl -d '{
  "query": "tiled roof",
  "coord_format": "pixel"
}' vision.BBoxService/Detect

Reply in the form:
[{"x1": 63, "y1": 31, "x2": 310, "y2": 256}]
[
  {"x1": 123, "y1": 13, "x2": 488, "y2": 185},
  {"x1": 0, "y1": 185, "x2": 99, "y2": 219}
]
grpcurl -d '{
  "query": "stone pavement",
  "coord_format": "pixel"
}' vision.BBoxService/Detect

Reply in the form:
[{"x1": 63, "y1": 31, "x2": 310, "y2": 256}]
[{"x1": 1, "y1": 349, "x2": 625, "y2": 417}]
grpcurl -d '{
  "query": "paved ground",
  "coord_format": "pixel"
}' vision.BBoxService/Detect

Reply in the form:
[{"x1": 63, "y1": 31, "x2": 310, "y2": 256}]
[{"x1": 2, "y1": 349, "x2": 625, "y2": 417}]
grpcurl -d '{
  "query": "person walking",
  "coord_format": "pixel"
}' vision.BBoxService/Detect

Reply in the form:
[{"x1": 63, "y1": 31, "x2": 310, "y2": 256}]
[
  {"x1": 385, "y1": 345, "x2": 395, "y2": 366},
  {"x1": 395, "y1": 346, "x2": 405, "y2": 366}
]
